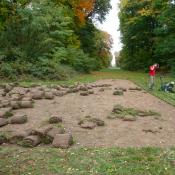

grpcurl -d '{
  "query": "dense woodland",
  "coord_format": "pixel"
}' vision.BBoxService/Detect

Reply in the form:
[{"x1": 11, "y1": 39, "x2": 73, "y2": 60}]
[
  {"x1": 119, "y1": 0, "x2": 175, "y2": 75},
  {"x1": 0, "y1": 0, "x2": 112, "y2": 80},
  {"x1": 1, "y1": 0, "x2": 175, "y2": 80}
]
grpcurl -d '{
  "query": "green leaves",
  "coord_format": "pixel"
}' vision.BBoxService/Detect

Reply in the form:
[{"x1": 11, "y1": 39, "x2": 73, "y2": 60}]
[
  {"x1": 119, "y1": 0, "x2": 175, "y2": 74},
  {"x1": 0, "y1": 0, "x2": 112, "y2": 79}
]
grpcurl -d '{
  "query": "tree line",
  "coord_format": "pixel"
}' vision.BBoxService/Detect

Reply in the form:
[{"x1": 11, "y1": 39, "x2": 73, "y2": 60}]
[
  {"x1": 119, "y1": 0, "x2": 175, "y2": 75},
  {"x1": 0, "y1": 0, "x2": 112, "y2": 80}
]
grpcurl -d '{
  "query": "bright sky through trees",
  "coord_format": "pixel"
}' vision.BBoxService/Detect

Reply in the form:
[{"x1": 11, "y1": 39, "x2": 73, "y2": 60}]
[
  {"x1": 97, "y1": 0, "x2": 122, "y2": 66},
  {"x1": 97, "y1": 0, "x2": 122, "y2": 52}
]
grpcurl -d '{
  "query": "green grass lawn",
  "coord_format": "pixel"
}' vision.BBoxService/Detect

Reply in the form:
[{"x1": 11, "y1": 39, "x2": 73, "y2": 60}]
[
  {"x1": 1, "y1": 69, "x2": 175, "y2": 175},
  {"x1": 0, "y1": 147, "x2": 175, "y2": 175}
]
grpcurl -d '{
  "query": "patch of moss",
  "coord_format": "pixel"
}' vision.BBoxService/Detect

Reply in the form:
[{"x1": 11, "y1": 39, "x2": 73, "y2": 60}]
[
  {"x1": 41, "y1": 135, "x2": 53, "y2": 144},
  {"x1": 137, "y1": 110, "x2": 161, "y2": 117},
  {"x1": 72, "y1": 138, "x2": 76, "y2": 145},
  {"x1": 4, "y1": 111, "x2": 13, "y2": 118},
  {"x1": 53, "y1": 123, "x2": 64, "y2": 129},
  {"x1": 19, "y1": 140, "x2": 34, "y2": 148},
  {"x1": 91, "y1": 118, "x2": 105, "y2": 126},
  {"x1": 123, "y1": 107, "x2": 139, "y2": 116},
  {"x1": 0, "y1": 131, "x2": 13, "y2": 144},
  {"x1": 109, "y1": 105, "x2": 160, "y2": 120},
  {"x1": 113, "y1": 90, "x2": 124, "y2": 95},
  {"x1": 0, "y1": 133, "x2": 8, "y2": 144},
  {"x1": 112, "y1": 104, "x2": 124, "y2": 113}
]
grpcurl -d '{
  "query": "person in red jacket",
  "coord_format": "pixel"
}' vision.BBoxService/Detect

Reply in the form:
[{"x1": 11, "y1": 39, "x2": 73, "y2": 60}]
[{"x1": 149, "y1": 63, "x2": 159, "y2": 90}]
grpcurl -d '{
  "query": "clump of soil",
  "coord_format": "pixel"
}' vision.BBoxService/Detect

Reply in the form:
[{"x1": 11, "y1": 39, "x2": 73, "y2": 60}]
[
  {"x1": 88, "y1": 90, "x2": 94, "y2": 94},
  {"x1": 10, "y1": 101, "x2": 20, "y2": 109},
  {"x1": 31, "y1": 126, "x2": 53, "y2": 144},
  {"x1": 80, "y1": 92, "x2": 89, "y2": 96},
  {"x1": 0, "y1": 107, "x2": 13, "y2": 118},
  {"x1": 129, "y1": 87, "x2": 142, "y2": 91},
  {"x1": 113, "y1": 90, "x2": 124, "y2": 96},
  {"x1": 142, "y1": 129, "x2": 160, "y2": 134},
  {"x1": 47, "y1": 127, "x2": 65, "y2": 139},
  {"x1": 44, "y1": 92, "x2": 54, "y2": 100},
  {"x1": 10, "y1": 114, "x2": 28, "y2": 124},
  {"x1": 122, "y1": 115, "x2": 137, "y2": 121},
  {"x1": 115, "y1": 87, "x2": 127, "y2": 92},
  {"x1": 0, "y1": 118, "x2": 8, "y2": 127},
  {"x1": 78, "y1": 116, "x2": 105, "y2": 129},
  {"x1": 80, "y1": 90, "x2": 95, "y2": 96},
  {"x1": 108, "y1": 104, "x2": 160, "y2": 121},
  {"x1": 99, "y1": 88, "x2": 105, "y2": 92},
  {"x1": 21, "y1": 135, "x2": 41, "y2": 147},
  {"x1": 1, "y1": 124, "x2": 73, "y2": 148},
  {"x1": 9, "y1": 130, "x2": 32, "y2": 144},
  {"x1": 52, "y1": 133, "x2": 73, "y2": 149},
  {"x1": 32, "y1": 90, "x2": 44, "y2": 100},
  {"x1": 49, "y1": 116, "x2": 62, "y2": 124},
  {"x1": 0, "y1": 132, "x2": 8, "y2": 144},
  {"x1": 20, "y1": 100, "x2": 33, "y2": 108}
]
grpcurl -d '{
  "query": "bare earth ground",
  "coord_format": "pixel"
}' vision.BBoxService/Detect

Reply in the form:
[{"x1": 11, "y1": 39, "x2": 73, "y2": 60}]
[{"x1": 1, "y1": 79, "x2": 175, "y2": 148}]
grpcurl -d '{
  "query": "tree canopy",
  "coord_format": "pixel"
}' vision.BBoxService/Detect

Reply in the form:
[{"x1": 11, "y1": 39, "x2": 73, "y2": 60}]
[
  {"x1": 119, "y1": 0, "x2": 175, "y2": 75},
  {"x1": 0, "y1": 0, "x2": 112, "y2": 80}
]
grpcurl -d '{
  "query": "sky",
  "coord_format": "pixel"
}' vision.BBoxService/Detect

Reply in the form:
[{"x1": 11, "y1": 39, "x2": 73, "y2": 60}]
[{"x1": 96, "y1": 0, "x2": 122, "y2": 65}]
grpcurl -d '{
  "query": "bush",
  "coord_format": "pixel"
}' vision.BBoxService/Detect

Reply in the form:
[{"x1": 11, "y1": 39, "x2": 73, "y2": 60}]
[
  {"x1": 0, "y1": 60, "x2": 77, "y2": 80},
  {"x1": 0, "y1": 0, "x2": 111, "y2": 80},
  {"x1": 28, "y1": 59, "x2": 77, "y2": 80},
  {"x1": 56, "y1": 47, "x2": 97, "y2": 73},
  {"x1": 119, "y1": 49, "x2": 152, "y2": 71},
  {"x1": 170, "y1": 60, "x2": 175, "y2": 77},
  {"x1": 0, "y1": 62, "x2": 17, "y2": 80}
]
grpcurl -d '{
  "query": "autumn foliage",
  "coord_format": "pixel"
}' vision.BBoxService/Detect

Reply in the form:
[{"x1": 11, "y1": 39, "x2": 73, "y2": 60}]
[{"x1": 74, "y1": 0, "x2": 95, "y2": 24}]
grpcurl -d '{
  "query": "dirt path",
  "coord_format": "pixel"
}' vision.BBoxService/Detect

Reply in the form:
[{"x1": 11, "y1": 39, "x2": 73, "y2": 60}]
[{"x1": 1, "y1": 79, "x2": 175, "y2": 148}]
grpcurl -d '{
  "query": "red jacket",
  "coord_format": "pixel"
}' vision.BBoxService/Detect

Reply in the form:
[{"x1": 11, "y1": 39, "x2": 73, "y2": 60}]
[{"x1": 149, "y1": 65, "x2": 156, "y2": 76}]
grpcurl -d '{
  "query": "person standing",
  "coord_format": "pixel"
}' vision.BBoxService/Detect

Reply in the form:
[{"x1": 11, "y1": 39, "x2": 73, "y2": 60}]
[{"x1": 149, "y1": 63, "x2": 159, "y2": 90}]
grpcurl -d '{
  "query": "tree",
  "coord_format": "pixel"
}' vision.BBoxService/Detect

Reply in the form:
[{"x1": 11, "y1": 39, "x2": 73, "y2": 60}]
[
  {"x1": 154, "y1": 0, "x2": 175, "y2": 75},
  {"x1": 119, "y1": 0, "x2": 160, "y2": 70},
  {"x1": 0, "y1": 0, "x2": 31, "y2": 30},
  {"x1": 68, "y1": 0, "x2": 111, "y2": 25},
  {"x1": 119, "y1": 0, "x2": 175, "y2": 74},
  {"x1": 94, "y1": 30, "x2": 113, "y2": 67},
  {"x1": 0, "y1": 0, "x2": 112, "y2": 79}
]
